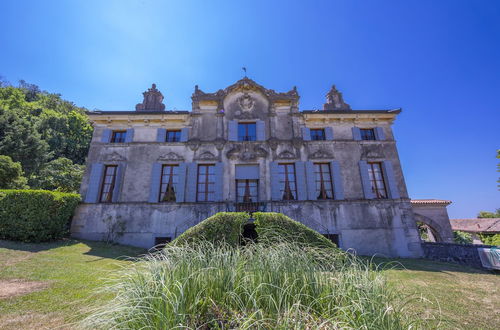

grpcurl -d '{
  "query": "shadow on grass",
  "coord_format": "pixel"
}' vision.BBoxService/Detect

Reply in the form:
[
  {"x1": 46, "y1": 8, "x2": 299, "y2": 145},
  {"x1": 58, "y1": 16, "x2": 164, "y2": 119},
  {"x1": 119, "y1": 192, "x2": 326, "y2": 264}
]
[{"x1": 0, "y1": 238, "x2": 80, "y2": 253}]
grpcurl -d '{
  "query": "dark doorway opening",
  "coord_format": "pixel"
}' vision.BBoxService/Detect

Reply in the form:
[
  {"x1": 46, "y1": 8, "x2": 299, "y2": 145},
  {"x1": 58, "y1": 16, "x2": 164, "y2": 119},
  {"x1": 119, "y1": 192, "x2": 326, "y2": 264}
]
[
  {"x1": 154, "y1": 236, "x2": 172, "y2": 249},
  {"x1": 241, "y1": 223, "x2": 258, "y2": 245},
  {"x1": 323, "y1": 234, "x2": 339, "y2": 247}
]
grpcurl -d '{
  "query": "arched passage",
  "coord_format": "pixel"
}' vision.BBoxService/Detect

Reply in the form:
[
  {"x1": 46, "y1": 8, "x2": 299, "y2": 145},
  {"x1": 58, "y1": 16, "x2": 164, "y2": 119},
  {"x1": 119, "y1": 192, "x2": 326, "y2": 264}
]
[{"x1": 414, "y1": 213, "x2": 448, "y2": 242}]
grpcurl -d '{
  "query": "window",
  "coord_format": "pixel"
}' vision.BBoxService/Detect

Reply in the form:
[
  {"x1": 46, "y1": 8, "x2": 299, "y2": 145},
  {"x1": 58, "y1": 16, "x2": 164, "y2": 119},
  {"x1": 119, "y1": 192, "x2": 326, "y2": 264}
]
[
  {"x1": 99, "y1": 165, "x2": 117, "y2": 202},
  {"x1": 360, "y1": 128, "x2": 376, "y2": 141},
  {"x1": 159, "y1": 165, "x2": 179, "y2": 202},
  {"x1": 197, "y1": 164, "x2": 215, "y2": 202},
  {"x1": 278, "y1": 163, "x2": 297, "y2": 200},
  {"x1": 310, "y1": 129, "x2": 326, "y2": 141},
  {"x1": 367, "y1": 162, "x2": 388, "y2": 199},
  {"x1": 166, "y1": 130, "x2": 181, "y2": 142},
  {"x1": 314, "y1": 163, "x2": 334, "y2": 199},
  {"x1": 238, "y1": 122, "x2": 256, "y2": 141},
  {"x1": 236, "y1": 179, "x2": 259, "y2": 202},
  {"x1": 111, "y1": 131, "x2": 127, "y2": 143}
]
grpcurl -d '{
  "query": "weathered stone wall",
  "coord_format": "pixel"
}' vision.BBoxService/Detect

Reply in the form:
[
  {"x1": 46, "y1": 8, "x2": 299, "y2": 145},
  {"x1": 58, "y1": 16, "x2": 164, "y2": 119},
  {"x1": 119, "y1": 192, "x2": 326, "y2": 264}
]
[
  {"x1": 422, "y1": 242, "x2": 494, "y2": 269},
  {"x1": 412, "y1": 204, "x2": 454, "y2": 242}
]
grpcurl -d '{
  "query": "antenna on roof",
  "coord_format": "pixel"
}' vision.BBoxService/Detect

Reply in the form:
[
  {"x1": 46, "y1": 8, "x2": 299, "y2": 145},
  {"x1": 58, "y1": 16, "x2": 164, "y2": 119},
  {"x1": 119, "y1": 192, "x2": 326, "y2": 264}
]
[{"x1": 242, "y1": 67, "x2": 247, "y2": 77}]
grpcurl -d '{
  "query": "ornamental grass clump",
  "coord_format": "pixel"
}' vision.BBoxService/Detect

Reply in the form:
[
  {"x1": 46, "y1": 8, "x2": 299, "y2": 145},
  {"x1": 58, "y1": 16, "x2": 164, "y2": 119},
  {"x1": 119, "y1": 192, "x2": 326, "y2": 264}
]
[{"x1": 82, "y1": 242, "x2": 433, "y2": 329}]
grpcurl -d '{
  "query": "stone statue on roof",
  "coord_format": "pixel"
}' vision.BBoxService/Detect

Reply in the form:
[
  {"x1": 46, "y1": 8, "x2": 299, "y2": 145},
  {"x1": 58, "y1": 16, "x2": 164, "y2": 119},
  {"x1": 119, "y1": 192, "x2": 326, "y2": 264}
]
[
  {"x1": 323, "y1": 85, "x2": 351, "y2": 110},
  {"x1": 136, "y1": 83, "x2": 166, "y2": 111}
]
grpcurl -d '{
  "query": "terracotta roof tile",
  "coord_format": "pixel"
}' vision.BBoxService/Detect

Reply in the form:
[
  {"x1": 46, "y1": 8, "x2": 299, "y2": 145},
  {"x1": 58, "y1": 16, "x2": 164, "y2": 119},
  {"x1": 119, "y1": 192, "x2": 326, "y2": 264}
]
[
  {"x1": 450, "y1": 218, "x2": 500, "y2": 233},
  {"x1": 410, "y1": 199, "x2": 452, "y2": 205}
]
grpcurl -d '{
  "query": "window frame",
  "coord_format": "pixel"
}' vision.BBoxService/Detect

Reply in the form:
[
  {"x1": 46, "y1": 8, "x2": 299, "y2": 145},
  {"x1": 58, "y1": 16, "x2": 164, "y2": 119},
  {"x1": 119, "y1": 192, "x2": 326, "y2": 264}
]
[
  {"x1": 159, "y1": 164, "x2": 179, "y2": 202},
  {"x1": 165, "y1": 130, "x2": 181, "y2": 142},
  {"x1": 238, "y1": 122, "x2": 257, "y2": 142},
  {"x1": 310, "y1": 128, "x2": 326, "y2": 141},
  {"x1": 314, "y1": 162, "x2": 334, "y2": 200},
  {"x1": 236, "y1": 179, "x2": 259, "y2": 203},
  {"x1": 110, "y1": 130, "x2": 127, "y2": 143},
  {"x1": 278, "y1": 163, "x2": 297, "y2": 201},
  {"x1": 99, "y1": 165, "x2": 118, "y2": 203},
  {"x1": 367, "y1": 162, "x2": 388, "y2": 199},
  {"x1": 196, "y1": 164, "x2": 216, "y2": 202},
  {"x1": 360, "y1": 128, "x2": 376, "y2": 141}
]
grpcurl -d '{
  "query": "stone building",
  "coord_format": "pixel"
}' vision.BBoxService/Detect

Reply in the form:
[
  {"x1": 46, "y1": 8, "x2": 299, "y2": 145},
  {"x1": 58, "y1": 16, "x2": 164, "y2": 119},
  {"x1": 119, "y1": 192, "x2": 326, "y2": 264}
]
[{"x1": 72, "y1": 78, "x2": 425, "y2": 257}]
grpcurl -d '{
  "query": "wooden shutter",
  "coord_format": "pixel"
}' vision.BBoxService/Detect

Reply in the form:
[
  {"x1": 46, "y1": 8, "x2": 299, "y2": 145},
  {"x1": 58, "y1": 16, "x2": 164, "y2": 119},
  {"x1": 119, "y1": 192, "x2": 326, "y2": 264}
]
[
  {"x1": 325, "y1": 127, "x2": 334, "y2": 140},
  {"x1": 85, "y1": 163, "x2": 104, "y2": 203},
  {"x1": 156, "y1": 128, "x2": 166, "y2": 142},
  {"x1": 359, "y1": 160, "x2": 374, "y2": 199},
  {"x1": 214, "y1": 162, "x2": 224, "y2": 201},
  {"x1": 305, "y1": 161, "x2": 317, "y2": 200},
  {"x1": 302, "y1": 127, "x2": 311, "y2": 141},
  {"x1": 256, "y1": 120, "x2": 266, "y2": 141},
  {"x1": 148, "y1": 163, "x2": 162, "y2": 203},
  {"x1": 375, "y1": 127, "x2": 385, "y2": 141},
  {"x1": 352, "y1": 127, "x2": 361, "y2": 141},
  {"x1": 382, "y1": 161, "x2": 400, "y2": 199},
  {"x1": 296, "y1": 162, "x2": 307, "y2": 201},
  {"x1": 125, "y1": 128, "x2": 134, "y2": 143},
  {"x1": 185, "y1": 163, "x2": 198, "y2": 202},
  {"x1": 270, "y1": 162, "x2": 281, "y2": 201},
  {"x1": 180, "y1": 128, "x2": 190, "y2": 142},
  {"x1": 101, "y1": 129, "x2": 111, "y2": 143},
  {"x1": 330, "y1": 161, "x2": 344, "y2": 200},
  {"x1": 176, "y1": 163, "x2": 187, "y2": 202},
  {"x1": 111, "y1": 164, "x2": 125, "y2": 202},
  {"x1": 228, "y1": 120, "x2": 238, "y2": 141}
]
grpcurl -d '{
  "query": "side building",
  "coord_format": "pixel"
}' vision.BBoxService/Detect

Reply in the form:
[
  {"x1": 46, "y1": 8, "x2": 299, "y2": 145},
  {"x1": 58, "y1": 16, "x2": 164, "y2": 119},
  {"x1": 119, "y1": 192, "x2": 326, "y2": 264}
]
[{"x1": 72, "y1": 79, "x2": 423, "y2": 257}]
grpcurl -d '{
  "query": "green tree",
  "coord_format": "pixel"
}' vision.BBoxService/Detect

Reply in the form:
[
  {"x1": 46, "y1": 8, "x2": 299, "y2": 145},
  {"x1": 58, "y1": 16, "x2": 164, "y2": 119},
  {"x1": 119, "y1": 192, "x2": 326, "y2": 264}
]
[
  {"x1": 477, "y1": 209, "x2": 500, "y2": 218},
  {"x1": 30, "y1": 157, "x2": 84, "y2": 193},
  {"x1": 0, "y1": 155, "x2": 28, "y2": 189}
]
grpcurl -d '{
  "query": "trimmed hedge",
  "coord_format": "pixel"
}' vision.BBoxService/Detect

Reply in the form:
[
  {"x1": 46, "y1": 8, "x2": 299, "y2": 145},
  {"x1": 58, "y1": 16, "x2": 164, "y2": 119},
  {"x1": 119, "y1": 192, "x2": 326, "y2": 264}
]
[
  {"x1": 173, "y1": 212, "x2": 249, "y2": 247},
  {"x1": 253, "y1": 212, "x2": 337, "y2": 249},
  {"x1": 0, "y1": 189, "x2": 80, "y2": 242}
]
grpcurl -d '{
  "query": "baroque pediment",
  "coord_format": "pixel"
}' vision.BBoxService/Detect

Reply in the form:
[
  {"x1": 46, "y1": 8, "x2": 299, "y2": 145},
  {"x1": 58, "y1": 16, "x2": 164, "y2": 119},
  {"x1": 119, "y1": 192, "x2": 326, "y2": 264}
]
[
  {"x1": 195, "y1": 151, "x2": 218, "y2": 161},
  {"x1": 226, "y1": 144, "x2": 268, "y2": 161},
  {"x1": 277, "y1": 150, "x2": 297, "y2": 160},
  {"x1": 157, "y1": 152, "x2": 184, "y2": 162},
  {"x1": 309, "y1": 149, "x2": 333, "y2": 159},
  {"x1": 102, "y1": 151, "x2": 126, "y2": 162}
]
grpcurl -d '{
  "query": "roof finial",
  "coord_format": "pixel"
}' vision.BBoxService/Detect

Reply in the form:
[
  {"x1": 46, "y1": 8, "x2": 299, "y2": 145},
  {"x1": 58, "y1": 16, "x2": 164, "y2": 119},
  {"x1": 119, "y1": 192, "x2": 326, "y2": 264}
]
[{"x1": 242, "y1": 67, "x2": 247, "y2": 77}]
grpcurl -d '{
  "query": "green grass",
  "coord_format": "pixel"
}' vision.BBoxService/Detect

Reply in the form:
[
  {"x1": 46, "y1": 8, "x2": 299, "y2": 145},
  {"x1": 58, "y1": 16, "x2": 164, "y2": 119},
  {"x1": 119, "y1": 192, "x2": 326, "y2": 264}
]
[{"x1": 0, "y1": 239, "x2": 498, "y2": 329}]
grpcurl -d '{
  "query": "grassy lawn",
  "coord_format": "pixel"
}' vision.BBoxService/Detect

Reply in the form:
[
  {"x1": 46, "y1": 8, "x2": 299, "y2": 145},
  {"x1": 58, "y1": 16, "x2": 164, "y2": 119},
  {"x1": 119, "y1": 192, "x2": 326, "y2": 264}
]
[{"x1": 0, "y1": 240, "x2": 498, "y2": 329}]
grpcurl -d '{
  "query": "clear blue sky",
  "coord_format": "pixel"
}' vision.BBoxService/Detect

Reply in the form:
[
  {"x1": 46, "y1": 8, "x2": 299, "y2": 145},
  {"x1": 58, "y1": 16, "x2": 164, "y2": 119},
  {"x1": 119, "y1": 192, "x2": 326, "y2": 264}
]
[{"x1": 1, "y1": 0, "x2": 499, "y2": 218}]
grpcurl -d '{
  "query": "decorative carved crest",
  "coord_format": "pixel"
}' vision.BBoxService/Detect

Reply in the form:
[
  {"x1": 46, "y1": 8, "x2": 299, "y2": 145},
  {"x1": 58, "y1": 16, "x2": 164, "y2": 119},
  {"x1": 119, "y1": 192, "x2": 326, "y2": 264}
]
[
  {"x1": 238, "y1": 93, "x2": 255, "y2": 111},
  {"x1": 136, "y1": 83, "x2": 166, "y2": 111},
  {"x1": 226, "y1": 144, "x2": 268, "y2": 161},
  {"x1": 103, "y1": 151, "x2": 126, "y2": 162},
  {"x1": 361, "y1": 145, "x2": 384, "y2": 159},
  {"x1": 187, "y1": 139, "x2": 201, "y2": 151},
  {"x1": 323, "y1": 85, "x2": 351, "y2": 111},
  {"x1": 267, "y1": 138, "x2": 279, "y2": 150},
  {"x1": 277, "y1": 150, "x2": 297, "y2": 160},
  {"x1": 195, "y1": 151, "x2": 218, "y2": 161},
  {"x1": 309, "y1": 149, "x2": 333, "y2": 159},
  {"x1": 157, "y1": 152, "x2": 184, "y2": 162}
]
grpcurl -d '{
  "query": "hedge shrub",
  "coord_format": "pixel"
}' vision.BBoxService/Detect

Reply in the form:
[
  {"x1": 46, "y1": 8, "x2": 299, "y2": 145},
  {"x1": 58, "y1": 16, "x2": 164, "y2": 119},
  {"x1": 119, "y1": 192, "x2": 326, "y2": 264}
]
[
  {"x1": 0, "y1": 189, "x2": 80, "y2": 242},
  {"x1": 172, "y1": 212, "x2": 249, "y2": 247},
  {"x1": 253, "y1": 212, "x2": 337, "y2": 249}
]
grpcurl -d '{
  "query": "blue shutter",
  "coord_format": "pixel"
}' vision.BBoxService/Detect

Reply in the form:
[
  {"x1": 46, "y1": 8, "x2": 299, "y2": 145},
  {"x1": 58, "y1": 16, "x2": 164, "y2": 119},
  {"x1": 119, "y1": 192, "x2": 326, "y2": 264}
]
[
  {"x1": 302, "y1": 127, "x2": 311, "y2": 141},
  {"x1": 256, "y1": 120, "x2": 266, "y2": 141},
  {"x1": 359, "y1": 161, "x2": 374, "y2": 199},
  {"x1": 101, "y1": 129, "x2": 111, "y2": 143},
  {"x1": 176, "y1": 163, "x2": 187, "y2": 203},
  {"x1": 375, "y1": 127, "x2": 385, "y2": 141},
  {"x1": 185, "y1": 163, "x2": 198, "y2": 202},
  {"x1": 125, "y1": 128, "x2": 134, "y2": 143},
  {"x1": 330, "y1": 161, "x2": 344, "y2": 200},
  {"x1": 325, "y1": 127, "x2": 334, "y2": 141},
  {"x1": 228, "y1": 120, "x2": 238, "y2": 141},
  {"x1": 180, "y1": 128, "x2": 189, "y2": 142},
  {"x1": 157, "y1": 128, "x2": 166, "y2": 142},
  {"x1": 352, "y1": 127, "x2": 361, "y2": 141},
  {"x1": 148, "y1": 163, "x2": 162, "y2": 203},
  {"x1": 305, "y1": 161, "x2": 317, "y2": 200},
  {"x1": 382, "y1": 161, "x2": 400, "y2": 199},
  {"x1": 270, "y1": 162, "x2": 281, "y2": 201},
  {"x1": 85, "y1": 163, "x2": 104, "y2": 203},
  {"x1": 295, "y1": 162, "x2": 307, "y2": 201},
  {"x1": 214, "y1": 162, "x2": 224, "y2": 201},
  {"x1": 111, "y1": 164, "x2": 125, "y2": 202}
]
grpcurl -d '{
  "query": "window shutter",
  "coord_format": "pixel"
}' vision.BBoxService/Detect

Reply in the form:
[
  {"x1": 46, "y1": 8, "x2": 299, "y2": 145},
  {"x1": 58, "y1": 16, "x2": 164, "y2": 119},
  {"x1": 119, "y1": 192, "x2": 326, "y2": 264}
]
[
  {"x1": 180, "y1": 128, "x2": 190, "y2": 142},
  {"x1": 359, "y1": 160, "x2": 374, "y2": 199},
  {"x1": 330, "y1": 161, "x2": 344, "y2": 200},
  {"x1": 352, "y1": 127, "x2": 361, "y2": 141},
  {"x1": 256, "y1": 120, "x2": 266, "y2": 141},
  {"x1": 214, "y1": 162, "x2": 224, "y2": 201},
  {"x1": 228, "y1": 120, "x2": 238, "y2": 141},
  {"x1": 157, "y1": 128, "x2": 166, "y2": 142},
  {"x1": 185, "y1": 163, "x2": 198, "y2": 202},
  {"x1": 148, "y1": 163, "x2": 162, "y2": 203},
  {"x1": 85, "y1": 163, "x2": 104, "y2": 203},
  {"x1": 176, "y1": 163, "x2": 187, "y2": 203},
  {"x1": 125, "y1": 128, "x2": 134, "y2": 143},
  {"x1": 382, "y1": 161, "x2": 400, "y2": 199},
  {"x1": 325, "y1": 127, "x2": 334, "y2": 140},
  {"x1": 375, "y1": 127, "x2": 385, "y2": 141},
  {"x1": 295, "y1": 162, "x2": 307, "y2": 201},
  {"x1": 305, "y1": 161, "x2": 317, "y2": 200},
  {"x1": 101, "y1": 129, "x2": 111, "y2": 143},
  {"x1": 270, "y1": 162, "x2": 281, "y2": 201},
  {"x1": 112, "y1": 164, "x2": 125, "y2": 202},
  {"x1": 302, "y1": 127, "x2": 311, "y2": 141}
]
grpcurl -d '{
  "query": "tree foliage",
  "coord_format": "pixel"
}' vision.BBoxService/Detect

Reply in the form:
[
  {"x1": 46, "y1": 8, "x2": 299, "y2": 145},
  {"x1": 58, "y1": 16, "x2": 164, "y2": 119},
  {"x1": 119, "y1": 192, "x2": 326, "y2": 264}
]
[
  {"x1": 30, "y1": 157, "x2": 84, "y2": 193},
  {"x1": 0, "y1": 155, "x2": 28, "y2": 189},
  {"x1": 477, "y1": 209, "x2": 500, "y2": 218}
]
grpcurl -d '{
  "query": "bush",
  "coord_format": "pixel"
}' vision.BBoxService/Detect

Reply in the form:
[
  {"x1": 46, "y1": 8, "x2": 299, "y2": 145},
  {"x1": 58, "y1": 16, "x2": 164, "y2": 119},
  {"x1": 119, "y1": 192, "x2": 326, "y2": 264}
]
[
  {"x1": 0, "y1": 189, "x2": 80, "y2": 242},
  {"x1": 173, "y1": 212, "x2": 249, "y2": 247},
  {"x1": 453, "y1": 231, "x2": 473, "y2": 244},
  {"x1": 253, "y1": 212, "x2": 337, "y2": 249},
  {"x1": 479, "y1": 233, "x2": 500, "y2": 246}
]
